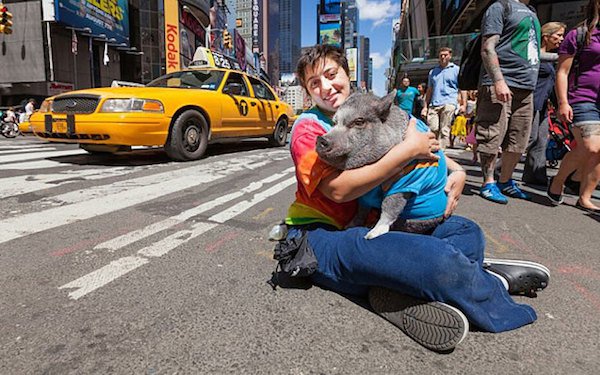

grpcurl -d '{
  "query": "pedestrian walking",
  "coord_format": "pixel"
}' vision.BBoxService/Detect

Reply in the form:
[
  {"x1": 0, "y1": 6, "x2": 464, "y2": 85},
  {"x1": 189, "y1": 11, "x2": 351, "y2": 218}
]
[
  {"x1": 522, "y1": 22, "x2": 566, "y2": 186},
  {"x1": 414, "y1": 82, "x2": 428, "y2": 121},
  {"x1": 394, "y1": 76, "x2": 420, "y2": 116},
  {"x1": 547, "y1": 0, "x2": 600, "y2": 214},
  {"x1": 476, "y1": 0, "x2": 541, "y2": 204},
  {"x1": 421, "y1": 47, "x2": 465, "y2": 149}
]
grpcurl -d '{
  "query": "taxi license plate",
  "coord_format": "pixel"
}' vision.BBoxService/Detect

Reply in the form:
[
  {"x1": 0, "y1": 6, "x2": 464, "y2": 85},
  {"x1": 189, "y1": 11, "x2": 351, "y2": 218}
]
[{"x1": 54, "y1": 121, "x2": 67, "y2": 133}]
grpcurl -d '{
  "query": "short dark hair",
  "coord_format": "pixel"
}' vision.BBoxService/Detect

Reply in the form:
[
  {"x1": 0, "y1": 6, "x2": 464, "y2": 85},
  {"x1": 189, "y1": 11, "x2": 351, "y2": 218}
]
[
  {"x1": 295, "y1": 45, "x2": 350, "y2": 90},
  {"x1": 439, "y1": 47, "x2": 452, "y2": 54}
]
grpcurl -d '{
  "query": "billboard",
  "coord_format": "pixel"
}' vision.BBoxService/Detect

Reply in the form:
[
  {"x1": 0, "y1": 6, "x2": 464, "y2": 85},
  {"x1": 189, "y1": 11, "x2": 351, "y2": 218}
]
[
  {"x1": 319, "y1": 22, "x2": 342, "y2": 47},
  {"x1": 320, "y1": 0, "x2": 341, "y2": 15},
  {"x1": 55, "y1": 0, "x2": 129, "y2": 46},
  {"x1": 164, "y1": 0, "x2": 180, "y2": 73},
  {"x1": 251, "y1": 0, "x2": 261, "y2": 52},
  {"x1": 346, "y1": 48, "x2": 358, "y2": 82},
  {"x1": 234, "y1": 29, "x2": 247, "y2": 72}
]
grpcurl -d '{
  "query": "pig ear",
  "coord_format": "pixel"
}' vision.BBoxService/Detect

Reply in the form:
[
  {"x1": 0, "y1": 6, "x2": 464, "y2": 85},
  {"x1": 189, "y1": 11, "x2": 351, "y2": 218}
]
[{"x1": 376, "y1": 90, "x2": 396, "y2": 121}]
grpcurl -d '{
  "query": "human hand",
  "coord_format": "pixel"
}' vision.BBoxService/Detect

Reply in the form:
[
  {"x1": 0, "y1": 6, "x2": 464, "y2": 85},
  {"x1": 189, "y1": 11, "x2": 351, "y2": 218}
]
[
  {"x1": 404, "y1": 118, "x2": 440, "y2": 160},
  {"x1": 444, "y1": 169, "x2": 466, "y2": 218},
  {"x1": 493, "y1": 80, "x2": 512, "y2": 102},
  {"x1": 558, "y1": 103, "x2": 573, "y2": 123},
  {"x1": 459, "y1": 104, "x2": 467, "y2": 115}
]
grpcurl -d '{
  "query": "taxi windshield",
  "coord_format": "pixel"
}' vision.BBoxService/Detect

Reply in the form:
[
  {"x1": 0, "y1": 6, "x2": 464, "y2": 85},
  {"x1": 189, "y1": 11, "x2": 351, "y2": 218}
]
[{"x1": 146, "y1": 70, "x2": 225, "y2": 90}]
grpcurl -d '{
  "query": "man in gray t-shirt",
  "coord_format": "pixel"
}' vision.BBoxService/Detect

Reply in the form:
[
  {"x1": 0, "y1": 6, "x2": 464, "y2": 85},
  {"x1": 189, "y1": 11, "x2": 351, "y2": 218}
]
[{"x1": 475, "y1": 0, "x2": 541, "y2": 205}]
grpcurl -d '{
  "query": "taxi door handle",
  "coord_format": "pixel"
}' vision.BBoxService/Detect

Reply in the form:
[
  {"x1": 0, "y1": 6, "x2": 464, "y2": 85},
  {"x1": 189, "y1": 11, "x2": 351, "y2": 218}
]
[
  {"x1": 275, "y1": 104, "x2": 279, "y2": 109},
  {"x1": 250, "y1": 102, "x2": 257, "y2": 106}
]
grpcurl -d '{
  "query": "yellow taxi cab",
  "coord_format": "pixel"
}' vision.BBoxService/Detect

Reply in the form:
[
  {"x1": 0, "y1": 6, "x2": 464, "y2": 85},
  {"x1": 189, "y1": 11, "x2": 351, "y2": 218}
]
[{"x1": 29, "y1": 49, "x2": 294, "y2": 161}]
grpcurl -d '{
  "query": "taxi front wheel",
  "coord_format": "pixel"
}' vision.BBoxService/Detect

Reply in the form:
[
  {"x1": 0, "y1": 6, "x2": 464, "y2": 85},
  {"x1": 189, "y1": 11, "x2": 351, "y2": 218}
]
[
  {"x1": 269, "y1": 118, "x2": 288, "y2": 147},
  {"x1": 165, "y1": 109, "x2": 209, "y2": 161}
]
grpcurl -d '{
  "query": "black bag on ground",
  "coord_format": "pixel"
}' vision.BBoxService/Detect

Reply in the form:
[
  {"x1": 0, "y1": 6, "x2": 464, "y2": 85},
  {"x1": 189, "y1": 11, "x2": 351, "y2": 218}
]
[{"x1": 268, "y1": 229, "x2": 318, "y2": 289}]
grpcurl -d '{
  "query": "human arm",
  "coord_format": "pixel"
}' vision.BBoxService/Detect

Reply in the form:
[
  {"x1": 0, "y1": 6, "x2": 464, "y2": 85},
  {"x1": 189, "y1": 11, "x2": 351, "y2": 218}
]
[
  {"x1": 481, "y1": 34, "x2": 512, "y2": 102},
  {"x1": 421, "y1": 86, "x2": 433, "y2": 118},
  {"x1": 458, "y1": 90, "x2": 468, "y2": 114},
  {"x1": 540, "y1": 51, "x2": 559, "y2": 62},
  {"x1": 555, "y1": 54, "x2": 574, "y2": 123},
  {"x1": 444, "y1": 156, "x2": 466, "y2": 217},
  {"x1": 318, "y1": 118, "x2": 440, "y2": 203}
]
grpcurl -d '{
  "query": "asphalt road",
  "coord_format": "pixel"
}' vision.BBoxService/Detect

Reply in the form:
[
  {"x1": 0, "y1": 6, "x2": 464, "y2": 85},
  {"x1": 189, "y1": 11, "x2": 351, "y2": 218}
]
[{"x1": 0, "y1": 135, "x2": 599, "y2": 374}]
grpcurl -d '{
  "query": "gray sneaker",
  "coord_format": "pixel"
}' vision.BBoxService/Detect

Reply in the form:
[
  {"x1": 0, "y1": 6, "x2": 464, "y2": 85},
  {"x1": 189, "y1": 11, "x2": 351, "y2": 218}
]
[{"x1": 368, "y1": 287, "x2": 469, "y2": 353}]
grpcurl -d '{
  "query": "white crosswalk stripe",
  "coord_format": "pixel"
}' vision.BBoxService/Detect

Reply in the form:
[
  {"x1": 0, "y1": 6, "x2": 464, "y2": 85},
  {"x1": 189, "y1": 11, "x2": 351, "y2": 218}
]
[{"x1": 1, "y1": 140, "x2": 295, "y2": 300}]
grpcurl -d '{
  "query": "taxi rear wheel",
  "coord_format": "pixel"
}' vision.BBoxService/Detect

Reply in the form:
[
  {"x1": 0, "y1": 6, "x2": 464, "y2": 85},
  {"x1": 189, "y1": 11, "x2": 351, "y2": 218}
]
[
  {"x1": 165, "y1": 110, "x2": 209, "y2": 161},
  {"x1": 269, "y1": 118, "x2": 288, "y2": 147}
]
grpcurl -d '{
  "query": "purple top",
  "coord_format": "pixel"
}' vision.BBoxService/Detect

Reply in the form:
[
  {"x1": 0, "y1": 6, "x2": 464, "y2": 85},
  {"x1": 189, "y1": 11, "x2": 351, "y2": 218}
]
[{"x1": 558, "y1": 27, "x2": 600, "y2": 104}]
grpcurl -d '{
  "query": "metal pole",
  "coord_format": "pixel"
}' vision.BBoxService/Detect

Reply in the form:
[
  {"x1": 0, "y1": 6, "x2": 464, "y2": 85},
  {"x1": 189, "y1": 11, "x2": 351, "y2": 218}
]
[{"x1": 89, "y1": 35, "x2": 95, "y2": 88}]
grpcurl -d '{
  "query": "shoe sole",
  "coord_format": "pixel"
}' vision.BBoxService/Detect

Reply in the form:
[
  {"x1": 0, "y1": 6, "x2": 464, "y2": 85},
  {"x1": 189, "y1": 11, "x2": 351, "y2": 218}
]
[
  {"x1": 545, "y1": 191, "x2": 563, "y2": 205},
  {"x1": 480, "y1": 193, "x2": 508, "y2": 204},
  {"x1": 368, "y1": 287, "x2": 468, "y2": 353}
]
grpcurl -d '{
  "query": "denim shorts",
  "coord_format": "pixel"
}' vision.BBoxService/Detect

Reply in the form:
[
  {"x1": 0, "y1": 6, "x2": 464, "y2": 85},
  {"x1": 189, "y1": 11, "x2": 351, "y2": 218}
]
[{"x1": 571, "y1": 102, "x2": 600, "y2": 137}]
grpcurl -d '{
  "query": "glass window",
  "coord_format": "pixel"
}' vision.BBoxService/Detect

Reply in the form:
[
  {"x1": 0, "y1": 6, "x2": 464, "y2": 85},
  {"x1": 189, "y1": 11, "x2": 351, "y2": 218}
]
[
  {"x1": 248, "y1": 77, "x2": 275, "y2": 100},
  {"x1": 222, "y1": 72, "x2": 250, "y2": 96},
  {"x1": 147, "y1": 70, "x2": 225, "y2": 90}
]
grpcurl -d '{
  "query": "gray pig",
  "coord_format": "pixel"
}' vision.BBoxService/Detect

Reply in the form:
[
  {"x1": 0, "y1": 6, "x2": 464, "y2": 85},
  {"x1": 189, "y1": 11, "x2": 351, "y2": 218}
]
[{"x1": 316, "y1": 91, "x2": 448, "y2": 239}]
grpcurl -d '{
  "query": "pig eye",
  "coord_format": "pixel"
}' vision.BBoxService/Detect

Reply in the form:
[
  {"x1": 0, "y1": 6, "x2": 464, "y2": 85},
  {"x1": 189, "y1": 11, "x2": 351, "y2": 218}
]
[{"x1": 350, "y1": 117, "x2": 365, "y2": 128}]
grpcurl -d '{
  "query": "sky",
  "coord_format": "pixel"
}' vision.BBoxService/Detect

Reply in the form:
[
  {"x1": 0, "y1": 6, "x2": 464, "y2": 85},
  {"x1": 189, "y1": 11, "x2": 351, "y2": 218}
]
[{"x1": 300, "y1": 0, "x2": 401, "y2": 97}]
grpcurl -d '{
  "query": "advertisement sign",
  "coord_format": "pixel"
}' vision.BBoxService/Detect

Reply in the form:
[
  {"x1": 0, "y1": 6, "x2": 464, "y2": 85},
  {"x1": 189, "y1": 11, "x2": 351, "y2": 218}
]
[
  {"x1": 164, "y1": 0, "x2": 180, "y2": 73},
  {"x1": 319, "y1": 14, "x2": 341, "y2": 23},
  {"x1": 320, "y1": 0, "x2": 341, "y2": 15},
  {"x1": 346, "y1": 48, "x2": 358, "y2": 82},
  {"x1": 234, "y1": 29, "x2": 247, "y2": 72},
  {"x1": 252, "y1": 0, "x2": 260, "y2": 52},
  {"x1": 319, "y1": 22, "x2": 342, "y2": 47},
  {"x1": 48, "y1": 82, "x2": 75, "y2": 96},
  {"x1": 55, "y1": 0, "x2": 129, "y2": 45}
]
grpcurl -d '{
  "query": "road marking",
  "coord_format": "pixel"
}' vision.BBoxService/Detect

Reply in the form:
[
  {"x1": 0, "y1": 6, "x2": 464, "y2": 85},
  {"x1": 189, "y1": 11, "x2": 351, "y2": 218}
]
[
  {"x1": 94, "y1": 167, "x2": 294, "y2": 251},
  {"x1": 0, "y1": 167, "x2": 148, "y2": 199},
  {"x1": 0, "y1": 152, "x2": 288, "y2": 244},
  {"x1": 59, "y1": 176, "x2": 296, "y2": 300},
  {"x1": 58, "y1": 256, "x2": 150, "y2": 300},
  {"x1": 253, "y1": 207, "x2": 274, "y2": 220},
  {"x1": 0, "y1": 149, "x2": 85, "y2": 164},
  {"x1": 0, "y1": 147, "x2": 56, "y2": 154}
]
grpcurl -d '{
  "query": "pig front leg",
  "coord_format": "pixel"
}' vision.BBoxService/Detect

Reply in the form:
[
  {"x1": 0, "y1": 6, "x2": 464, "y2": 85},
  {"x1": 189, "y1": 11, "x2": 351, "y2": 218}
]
[
  {"x1": 346, "y1": 204, "x2": 370, "y2": 228},
  {"x1": 364, "y1": 192, "x2": 411, "y2": 239}
]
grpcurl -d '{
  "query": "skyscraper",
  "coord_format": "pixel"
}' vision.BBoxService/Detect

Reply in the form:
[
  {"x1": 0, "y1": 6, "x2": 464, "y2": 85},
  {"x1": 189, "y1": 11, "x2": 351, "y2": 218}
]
[
  {"x1": 344, "y1": 0, "x2": 358, "y2": 48},
  {"x1": 279, "y1": 0, "x2": 301, "y2": 75}
]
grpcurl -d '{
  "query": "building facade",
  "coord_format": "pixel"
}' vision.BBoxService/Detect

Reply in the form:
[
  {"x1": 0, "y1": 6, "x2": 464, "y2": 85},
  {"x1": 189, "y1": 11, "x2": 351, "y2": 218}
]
[{"x1": 278, "y1": 0, "x2": 301, "y2": 76}]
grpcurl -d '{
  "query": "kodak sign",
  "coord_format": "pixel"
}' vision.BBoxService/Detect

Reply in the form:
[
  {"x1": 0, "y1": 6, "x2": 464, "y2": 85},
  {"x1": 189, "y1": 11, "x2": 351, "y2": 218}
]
[{"x1": 164, "y1": 1, "x2": 180, "y2": 73}]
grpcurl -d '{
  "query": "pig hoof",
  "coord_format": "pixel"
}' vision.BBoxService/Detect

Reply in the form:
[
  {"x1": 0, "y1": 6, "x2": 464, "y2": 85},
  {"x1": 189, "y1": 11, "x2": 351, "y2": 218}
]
[{"x1": 364, "y1": 227, "x2": 389, "y2": 240}]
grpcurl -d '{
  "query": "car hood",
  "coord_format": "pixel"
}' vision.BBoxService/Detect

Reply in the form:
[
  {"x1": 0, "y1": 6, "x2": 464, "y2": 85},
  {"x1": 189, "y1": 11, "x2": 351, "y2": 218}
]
[{"x1": 49, "y1": 87, "x2": 217, "y2": 100}]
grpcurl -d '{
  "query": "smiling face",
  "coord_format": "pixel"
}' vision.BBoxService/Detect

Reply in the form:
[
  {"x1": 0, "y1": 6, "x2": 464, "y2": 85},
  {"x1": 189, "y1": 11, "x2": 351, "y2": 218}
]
[{"x1": 304, "y1": 57, "x2": 351, "y2": 115}]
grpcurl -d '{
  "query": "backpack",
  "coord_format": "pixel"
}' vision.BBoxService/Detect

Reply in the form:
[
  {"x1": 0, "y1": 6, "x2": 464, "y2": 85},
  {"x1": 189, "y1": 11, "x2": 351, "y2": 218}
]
[
  {"x1": 570, "y1": 26, "x2": 588, "y2": 90},
  {"x1": 457, "y1": 0, "x2": 512, "y2": 91}
]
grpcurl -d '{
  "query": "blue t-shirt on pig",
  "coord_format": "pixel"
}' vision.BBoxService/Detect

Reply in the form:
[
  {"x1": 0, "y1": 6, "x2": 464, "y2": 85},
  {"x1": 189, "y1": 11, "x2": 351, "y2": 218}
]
[{"x1": 359, "y1": 119, "x2": 448, "y2": 220}]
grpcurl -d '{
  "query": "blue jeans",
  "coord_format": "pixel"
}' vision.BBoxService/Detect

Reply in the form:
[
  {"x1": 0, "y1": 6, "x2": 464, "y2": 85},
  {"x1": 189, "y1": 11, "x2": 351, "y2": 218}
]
[{"x1": 288, "y1": 216, "x2": 537, "y2": 333}]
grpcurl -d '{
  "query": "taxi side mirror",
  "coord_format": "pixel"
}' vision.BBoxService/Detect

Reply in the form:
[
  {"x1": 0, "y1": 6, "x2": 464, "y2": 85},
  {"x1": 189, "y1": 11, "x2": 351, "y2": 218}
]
[{"x1": 223, "y1": 83, "x2": 243, "y2": 96}]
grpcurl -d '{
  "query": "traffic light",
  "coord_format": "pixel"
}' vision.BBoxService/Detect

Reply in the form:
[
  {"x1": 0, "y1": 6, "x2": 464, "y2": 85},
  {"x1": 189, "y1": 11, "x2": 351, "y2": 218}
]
[
  {"x1": 223, "y1": 30, "x2": 232, "y2": 49},
  {"x1": 0, "y1": 4, "x2": 13, "y2": 35}
]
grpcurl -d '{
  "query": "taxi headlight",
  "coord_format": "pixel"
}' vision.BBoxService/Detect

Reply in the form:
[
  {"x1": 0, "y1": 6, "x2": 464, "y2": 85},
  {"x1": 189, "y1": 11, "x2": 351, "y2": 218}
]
[
  {"x1": 100, "y1": 98, "x2": 164, "y2": 113},
  {"x1": 39, "y1": 100, "x2": 52, "y2": 113}
]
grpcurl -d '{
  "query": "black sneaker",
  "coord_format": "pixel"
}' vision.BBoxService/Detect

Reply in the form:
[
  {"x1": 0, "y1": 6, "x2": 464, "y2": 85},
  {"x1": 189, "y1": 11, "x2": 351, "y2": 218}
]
[
  {"x1": 483, "y1": 258, "x2": 550, "y2": 297},
  {"x1": 368, "y1": 287, "x2": 468, "y2": 353},
  {"x1": 546, "y1": 177, "x2": 563, "y2": 205}
]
